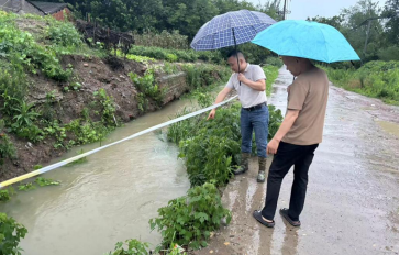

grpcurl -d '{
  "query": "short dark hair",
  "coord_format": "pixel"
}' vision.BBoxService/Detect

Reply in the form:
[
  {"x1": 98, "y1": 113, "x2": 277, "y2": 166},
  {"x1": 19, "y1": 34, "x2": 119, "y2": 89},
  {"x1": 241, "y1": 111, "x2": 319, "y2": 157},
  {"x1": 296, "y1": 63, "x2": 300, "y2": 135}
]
[{"x1": 227, "y1": 51, "x2": 246, "y2": 61}]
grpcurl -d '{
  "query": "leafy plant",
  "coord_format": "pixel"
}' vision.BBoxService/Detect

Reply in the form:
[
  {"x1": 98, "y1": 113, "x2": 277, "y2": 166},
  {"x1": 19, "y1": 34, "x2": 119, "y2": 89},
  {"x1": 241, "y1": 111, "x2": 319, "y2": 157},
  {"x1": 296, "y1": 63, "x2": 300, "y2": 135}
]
[
  {"x1": 129, "y1": 46, "x2": 223, "y2": 64},
  {"x1": 0, "y1": 212, "x2": 27, "y2": 255},
  {"x1": 107, "y1": 239, "x2": 149, "y2": 255},
  {"x1": 64, "y1": 81, "x2": 81, "y2": 92},
  {"x1": 129, "y1": 69, "x2": 166, "y2": 105},
  {"x1": 263, "y1": 65, "x2": 279, "y2": 96},
  {"x1": 168, "y1": 102, "x2": 282, "y2": 187},
  {"x1": 18, "y1": 182, "x2": 36, "y2": 191},
  {"x1": 321, "y1": 60, "x2": 399, "y2": 104},
  {"x1": 268, "y1": 105, "x2": 283, "y2": 139},
  {"x1": 65, "y1": 120, "x2": 114, "y2": 145},
  {"x1": 0, "y1": 16, "x2": 72, "y2": 81},
  {"x1": 149, "y1": 182, "x2": 231, "y2": 250},
  {"x1": 46, "y1": 19, "x2": 82, "y2": 47},
  {"x1": 136, "y1": 92, "x2": 148, "y2": 113},
  {"x1": 181, "y1": 64, "x2": 226, "y2": 89},
  {"x1": 35, "y1": 177, "x2": 60, "y2": 187},
  {"x1": 93, "y1": 89, "x2": 117, "y2": 126},
  {"x1": 0, "y1": 188, "x2": 14, "y2": 202},
  {"x1": 44, "y1": 121, "x2": 67, "y2": 148},
  {"x1": 0, "y1": 120, "x2": 16, "y2": 165},
  {"x1": 12, "y1": 100, "x2": 40, "y2": 130},
  {"x1": 166, "y1": 53, "x2": 178, "y2": 63},
  {"x1": 132, "y1": 30, "x2": 188, "y2": 49}
]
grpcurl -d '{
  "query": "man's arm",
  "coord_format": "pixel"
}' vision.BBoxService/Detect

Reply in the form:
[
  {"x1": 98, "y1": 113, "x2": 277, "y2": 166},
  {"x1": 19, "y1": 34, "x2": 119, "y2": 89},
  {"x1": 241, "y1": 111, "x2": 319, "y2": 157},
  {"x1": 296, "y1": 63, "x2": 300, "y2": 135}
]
[
  {"x1": 214, "y1": 86, "x2": 233, "y2": 104},
  {"x1": 208, "y1": 86, "x2": 233, "y2": 120},
  {"x1": 238, "y1": 74, "x2": 266, "y2": 91},
  {"x1": 267, "y1": 110, "x2": 299, "y2": 154}
]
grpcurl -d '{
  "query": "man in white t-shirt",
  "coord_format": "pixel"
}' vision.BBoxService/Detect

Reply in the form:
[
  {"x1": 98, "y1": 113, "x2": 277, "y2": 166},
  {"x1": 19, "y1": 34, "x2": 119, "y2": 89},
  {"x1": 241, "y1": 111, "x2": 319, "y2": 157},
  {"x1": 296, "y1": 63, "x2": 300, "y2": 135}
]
[{"x1": 208, "y1": 51, "x2": 269, "y2": 182}]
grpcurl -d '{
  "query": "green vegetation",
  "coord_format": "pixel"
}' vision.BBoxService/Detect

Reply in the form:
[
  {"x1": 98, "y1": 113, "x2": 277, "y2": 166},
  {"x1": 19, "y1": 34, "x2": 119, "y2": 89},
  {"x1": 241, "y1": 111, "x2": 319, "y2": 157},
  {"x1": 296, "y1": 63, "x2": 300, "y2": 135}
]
[
  {"x1": 150, "y1": 182, "x2": 231, "y2": 250},
  {"x1": 129, "y1": 46, "x2": 224, "y2": 64},
  {"x1": 133, "y1": 30, "x2": 188, "y2": 49},
  {"x1": 0, "y1": 11, "x2": 73, "y2": 81},
  {"x1": 263, "y1": 64, "x2": 280, "y2": 96},
  {"x1": 0, "y1": 11, "x2": 117, "y2": 151},
  {"x1": 167, "y1": 64, "x2": 281, "y2": 188},
  {"x1": 129, "y1": 68, "x2": 166, "y2": 105},
  {"x1": 322, "y1": 61, "x2": 399, "y2": 104},
  {"x1": 0, "y1": 121, "x2": 16, "y2": 166},
  {"x1": 107, "y1": 240, "x2": 187, "y2": 255},
  {"x1": 0, "y1": 188, "x2": 14, "y2": 202},
  {"x1": 0, "y1": 213, "x2": 27, "y2": 255},
  {"x1": 182, "y1": 64, "x2": 231, "y2": 89},
  {"x1": 18, "y1": 177, "x2": 60, "y2": 191}
]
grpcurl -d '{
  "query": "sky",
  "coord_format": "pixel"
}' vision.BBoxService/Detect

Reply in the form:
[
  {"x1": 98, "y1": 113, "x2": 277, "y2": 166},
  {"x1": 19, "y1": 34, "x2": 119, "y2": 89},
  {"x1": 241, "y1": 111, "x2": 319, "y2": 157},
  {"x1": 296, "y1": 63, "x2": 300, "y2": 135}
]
[{"x1": 248, "y1": 0, "x2": 387, "y2": 20}]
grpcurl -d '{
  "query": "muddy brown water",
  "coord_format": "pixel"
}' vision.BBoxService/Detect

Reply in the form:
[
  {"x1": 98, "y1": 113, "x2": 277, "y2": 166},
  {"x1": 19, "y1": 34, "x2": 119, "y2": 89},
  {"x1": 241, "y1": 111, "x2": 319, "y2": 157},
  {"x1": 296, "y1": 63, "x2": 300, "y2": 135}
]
[{"x1": 0, "y1": 97, "x2": 207, "y2": 254}]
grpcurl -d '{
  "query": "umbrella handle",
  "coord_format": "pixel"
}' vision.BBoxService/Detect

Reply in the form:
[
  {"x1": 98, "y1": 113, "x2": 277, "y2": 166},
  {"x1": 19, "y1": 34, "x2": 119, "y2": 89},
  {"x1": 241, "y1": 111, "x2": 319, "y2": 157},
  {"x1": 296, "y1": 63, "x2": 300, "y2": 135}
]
[
  {"x1": 232, "y1": 27, "x2": 241, "y2": 86},
  {"x1": 237, "y1": 55, "x2": 241, "y2": 86}
]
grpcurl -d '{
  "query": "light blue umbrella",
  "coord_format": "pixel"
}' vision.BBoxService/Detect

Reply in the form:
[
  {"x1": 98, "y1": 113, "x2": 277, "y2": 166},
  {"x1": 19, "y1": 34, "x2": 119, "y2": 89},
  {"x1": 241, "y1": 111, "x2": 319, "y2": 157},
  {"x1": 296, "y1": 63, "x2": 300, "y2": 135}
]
[
  {"x1": 252, "y1": 20, "x2": 360, "y2": 63},
  {"x1": 190, "y1": 10, "x2": 276, "y2": 51}
]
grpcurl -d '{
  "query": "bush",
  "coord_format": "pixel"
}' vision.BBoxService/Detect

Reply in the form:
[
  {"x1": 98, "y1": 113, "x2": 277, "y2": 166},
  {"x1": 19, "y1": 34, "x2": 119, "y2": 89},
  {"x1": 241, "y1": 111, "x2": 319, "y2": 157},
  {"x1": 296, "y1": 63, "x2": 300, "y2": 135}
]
[
  {"x1": 129, "y1": 46, "x2": 223, "y2": 64},
  {"x1": 168, "y1": 64, "x2": 282, "y2": 187},
  {"x1": 168, "y1": 102, "x2": 282, "y2": 187},
  {"x1": 0, "y1": 133, "x2": 15, "y2": 165},
  {"x1": 322, "y1": 60, "x2": 399, "y2": 104},
  {"x1": 46, "y1": 20, "x2": 82, "y2": 47},
  {"x1": 263, "y1": 65, "x2": 279, "y2": 96},
  {"x1": 107, "y1": 239, "x2": 149, "y2": 255},
  {"x1": 149, "y1": 182, "x2": 231, "y2": 250},
  {"x1": 133, "y1": 30, "x2": 188, "y2": 49},
  {"x1": 129, "y1": 68, "x2": 166, "y2": 105},
  {"x1": 0, "y1": 213, "x2": 27, "y2": 255},
  {"x1": 265, "y1": 57, "x2": 282, "y2": 67},
  {"x1": 166, "y1": 53, "x2": 178, "y2": 63},
  {"x1": 0, "y1": 17, "x2": 72, "y2": 81},
  {"x1": 378, "y1": 45, "x2": 399, "y2": 61},
  {"x1": 0, "y1": 188, "x2": 14, "y2": 201}
]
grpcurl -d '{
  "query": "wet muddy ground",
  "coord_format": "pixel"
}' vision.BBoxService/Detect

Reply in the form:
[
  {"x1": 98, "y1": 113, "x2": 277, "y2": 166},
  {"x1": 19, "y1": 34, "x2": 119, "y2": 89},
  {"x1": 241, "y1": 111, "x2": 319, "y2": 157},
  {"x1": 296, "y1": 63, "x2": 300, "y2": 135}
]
[{"x1": 193, "y1": 67, "x2": 399, "y2": 255}]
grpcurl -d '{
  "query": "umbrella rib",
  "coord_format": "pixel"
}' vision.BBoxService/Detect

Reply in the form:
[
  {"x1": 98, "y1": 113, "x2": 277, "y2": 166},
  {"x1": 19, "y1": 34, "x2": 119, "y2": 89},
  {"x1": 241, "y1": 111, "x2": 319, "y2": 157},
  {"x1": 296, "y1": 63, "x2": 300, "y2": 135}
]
[{"x1": 318, "y1": 26, "x2": 329, "y2": 63}]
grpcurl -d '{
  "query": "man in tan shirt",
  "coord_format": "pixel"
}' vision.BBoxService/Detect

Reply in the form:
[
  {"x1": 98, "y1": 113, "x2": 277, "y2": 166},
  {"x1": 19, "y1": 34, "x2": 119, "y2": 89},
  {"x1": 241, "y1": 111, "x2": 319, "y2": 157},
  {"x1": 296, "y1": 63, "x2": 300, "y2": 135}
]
[{"x1": 253, "y1": 56, "x2": 329, "y2": 228}]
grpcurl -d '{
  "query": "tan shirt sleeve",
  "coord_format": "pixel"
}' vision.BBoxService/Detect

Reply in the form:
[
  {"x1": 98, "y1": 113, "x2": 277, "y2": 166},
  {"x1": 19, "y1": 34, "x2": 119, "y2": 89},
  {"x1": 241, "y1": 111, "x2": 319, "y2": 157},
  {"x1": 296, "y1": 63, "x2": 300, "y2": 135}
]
[{"x1": 287, "y1": 79, "x2": 308, "y2": 110}]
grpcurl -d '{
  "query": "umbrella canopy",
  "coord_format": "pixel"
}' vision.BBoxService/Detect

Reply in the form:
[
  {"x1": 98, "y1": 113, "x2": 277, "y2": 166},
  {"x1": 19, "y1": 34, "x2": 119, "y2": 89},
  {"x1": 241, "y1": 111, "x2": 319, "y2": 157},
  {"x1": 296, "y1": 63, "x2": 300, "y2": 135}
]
[
  {"x1": 190, "y1": 9, "x2": 276, "y2": 51},
  {"x1": 252, "y1": 20, "x2": 360, "y2": 63}
]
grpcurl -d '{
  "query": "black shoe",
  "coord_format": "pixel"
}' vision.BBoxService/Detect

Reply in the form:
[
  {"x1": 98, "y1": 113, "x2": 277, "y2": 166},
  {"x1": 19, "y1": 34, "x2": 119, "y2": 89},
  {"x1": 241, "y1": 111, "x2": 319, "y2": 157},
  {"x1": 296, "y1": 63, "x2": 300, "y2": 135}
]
[
  {"x1": 279, "y1": 208, "x2": 301, "y2": 226},
  {"x1": 253, "y1": 210, "x2": 275, "y2": 228}
]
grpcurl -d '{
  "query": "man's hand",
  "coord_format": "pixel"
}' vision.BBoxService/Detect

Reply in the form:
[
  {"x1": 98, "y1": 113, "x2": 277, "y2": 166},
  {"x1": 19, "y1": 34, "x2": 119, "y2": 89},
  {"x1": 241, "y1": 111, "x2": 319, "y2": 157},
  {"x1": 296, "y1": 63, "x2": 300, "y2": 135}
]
[
  {"x1": 207, "y1": 109, "x2": 216, "y2": 120},
  {"x1": 267, "y1": 140, "x2": 280, "y2": 155},
  {"x1": 237, "y1": 74, "x2": 248, "y2": 83}
]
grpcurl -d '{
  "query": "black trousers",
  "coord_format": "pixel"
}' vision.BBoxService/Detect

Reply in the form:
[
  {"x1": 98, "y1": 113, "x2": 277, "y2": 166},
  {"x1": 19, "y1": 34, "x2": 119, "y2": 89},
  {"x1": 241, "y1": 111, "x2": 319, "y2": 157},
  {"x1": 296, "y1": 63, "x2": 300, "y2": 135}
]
[{"x1": 262, "y1": 142, "x2": 319, "y2": 221}]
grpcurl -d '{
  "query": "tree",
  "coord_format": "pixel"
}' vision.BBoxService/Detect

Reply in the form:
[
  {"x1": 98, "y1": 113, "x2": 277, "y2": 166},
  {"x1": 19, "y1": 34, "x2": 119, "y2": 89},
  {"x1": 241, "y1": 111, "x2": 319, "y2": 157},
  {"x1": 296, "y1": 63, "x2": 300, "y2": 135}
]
[{"x1": 382, "y1": 0, "x2": 399, "y2": 45}]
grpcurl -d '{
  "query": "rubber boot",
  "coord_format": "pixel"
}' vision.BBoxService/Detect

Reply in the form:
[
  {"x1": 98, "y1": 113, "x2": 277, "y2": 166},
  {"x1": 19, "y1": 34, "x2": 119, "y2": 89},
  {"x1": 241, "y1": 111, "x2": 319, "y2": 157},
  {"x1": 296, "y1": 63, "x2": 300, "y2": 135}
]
[
  {"x1": 257, "y1": 157, "x2": 266, "y2": 182},
  {"x1": 233, "y1": 153, "x2": 250, "y2": 175}
]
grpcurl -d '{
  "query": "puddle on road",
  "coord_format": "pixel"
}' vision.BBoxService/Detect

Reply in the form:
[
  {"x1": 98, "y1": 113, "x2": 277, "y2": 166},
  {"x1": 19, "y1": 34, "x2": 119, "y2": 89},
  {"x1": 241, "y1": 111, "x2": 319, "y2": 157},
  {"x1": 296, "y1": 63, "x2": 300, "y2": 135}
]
[{"x1": 377, "y1": 121, "x2": 399, "y2": 137}]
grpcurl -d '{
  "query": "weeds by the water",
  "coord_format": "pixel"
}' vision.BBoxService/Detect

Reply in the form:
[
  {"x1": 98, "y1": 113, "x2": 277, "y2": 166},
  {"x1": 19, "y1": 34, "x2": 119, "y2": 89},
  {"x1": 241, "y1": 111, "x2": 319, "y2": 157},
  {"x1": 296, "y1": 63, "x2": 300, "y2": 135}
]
[{"x1": 65, "y1": 149, "x2": 88, "y2": 166}]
